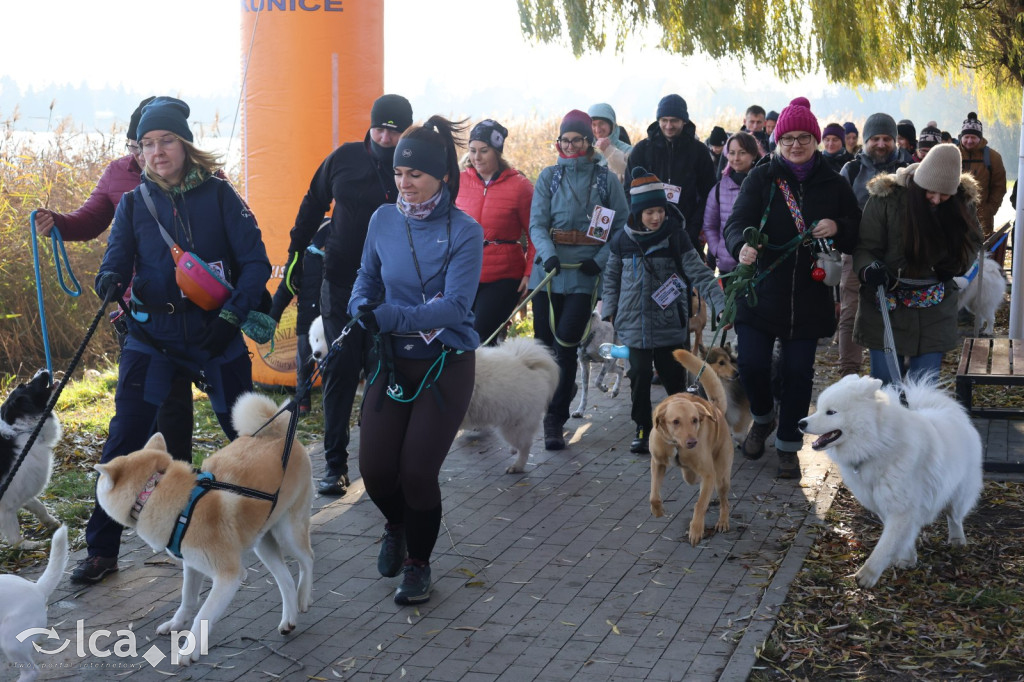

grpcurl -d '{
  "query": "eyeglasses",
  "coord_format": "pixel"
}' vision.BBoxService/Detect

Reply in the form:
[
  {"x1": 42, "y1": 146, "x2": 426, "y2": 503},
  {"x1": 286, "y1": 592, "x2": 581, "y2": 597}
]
[
  {"x1": 778, "y1": 134, "x2": 816, "y2": 147},
  {"x1": 556, "y1": 136, "x2": 588, "y2": 148},
  {"x1": 140, "y1": 134, "x2": 181, "y2": 152},
  {"x1": 125, "y1": 142, "x2": 142, "y2": 155}
]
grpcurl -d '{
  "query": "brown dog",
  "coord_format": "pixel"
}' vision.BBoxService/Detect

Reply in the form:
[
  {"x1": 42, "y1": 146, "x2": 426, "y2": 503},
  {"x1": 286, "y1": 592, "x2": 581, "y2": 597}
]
[
  {"x1": 649, "y1": 349, "x2": 734, "y2": 545},
  {"x1": 681, "y1": 345, "x2": 752, "y2": 443},
  {"x1": 688, "y1": 291, "x2": 708, "y2": 356}
]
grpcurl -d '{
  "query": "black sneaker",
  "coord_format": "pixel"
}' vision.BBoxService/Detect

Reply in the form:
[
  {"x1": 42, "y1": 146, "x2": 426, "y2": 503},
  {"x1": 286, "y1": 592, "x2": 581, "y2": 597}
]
[
  {"x1": 742, "y1": 419, "x2": 777, "y2": 460},
  {"x1": 776, "y1": 450, "x2": 801, "y2": 479},
  {"x1": 543, "y1": 415, "x2": 565, "y2": 451},
  {"x1": 394, "y1": 560, "x2": 431, "y2": 605},
  {"x1": 70, "y1": 556, "x2": 118, "y2": 584},
  {"x1": 377, "y1": 524, "x2": 407, "y2": 578},
  {"x1": 630, "y1": 428, "x2": 649, "y2": 454},
  {"x1": 317, "y1": 473, "x2": 349, "y2": 496}
]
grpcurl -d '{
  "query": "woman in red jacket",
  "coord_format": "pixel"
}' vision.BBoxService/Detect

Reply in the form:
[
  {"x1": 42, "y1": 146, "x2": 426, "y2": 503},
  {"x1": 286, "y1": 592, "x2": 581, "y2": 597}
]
[{"x1": 456, "y1": 119, "x2": 535, "y2": 345}]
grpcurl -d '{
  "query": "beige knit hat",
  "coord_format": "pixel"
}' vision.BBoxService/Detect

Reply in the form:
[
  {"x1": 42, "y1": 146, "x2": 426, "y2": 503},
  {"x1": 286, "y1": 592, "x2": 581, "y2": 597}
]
[{"x1": 913, "y1": 143, "x2": 962, "y2": 195}]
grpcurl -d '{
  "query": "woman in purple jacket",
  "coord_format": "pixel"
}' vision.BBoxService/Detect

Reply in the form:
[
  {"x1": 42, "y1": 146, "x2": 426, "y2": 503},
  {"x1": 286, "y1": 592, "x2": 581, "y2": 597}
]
[{"x1": 702, "y1": 131, "x2": 759, "y2": 274}]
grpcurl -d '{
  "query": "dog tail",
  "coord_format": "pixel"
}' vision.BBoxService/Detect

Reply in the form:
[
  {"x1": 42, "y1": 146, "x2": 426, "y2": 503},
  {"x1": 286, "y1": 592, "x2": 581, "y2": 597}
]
[
  {"x1": 672, "y1": 349, "x2": 729, "y2": 416},
  {"x1": 231, "y1": 392, "x2": 290, "y2": 439},
  {"x1": 34, "y1": 525, "x2": 68, "y2": 599},
  {"x1": 511, "y1": 338, "x2": 560, "y2": 400}
]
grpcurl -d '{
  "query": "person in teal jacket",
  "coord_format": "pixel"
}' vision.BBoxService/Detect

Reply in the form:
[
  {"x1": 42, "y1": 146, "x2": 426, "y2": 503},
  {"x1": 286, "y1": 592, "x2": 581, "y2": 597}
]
[{"x1": 529, "y1": 109, "x2": 628, "y2": 450}]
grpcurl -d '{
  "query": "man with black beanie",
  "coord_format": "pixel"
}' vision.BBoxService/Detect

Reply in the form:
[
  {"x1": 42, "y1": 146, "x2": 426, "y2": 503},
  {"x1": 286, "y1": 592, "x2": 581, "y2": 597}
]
[{"x1": 284, "y1": 93, "x2": 413, "y2": 496}]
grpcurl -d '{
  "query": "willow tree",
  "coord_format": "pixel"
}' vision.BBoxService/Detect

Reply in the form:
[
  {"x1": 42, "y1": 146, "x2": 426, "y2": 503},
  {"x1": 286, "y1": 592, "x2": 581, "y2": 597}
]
[{"x1": 517, "y1": 0, "x2": 1024, "y2": 119}]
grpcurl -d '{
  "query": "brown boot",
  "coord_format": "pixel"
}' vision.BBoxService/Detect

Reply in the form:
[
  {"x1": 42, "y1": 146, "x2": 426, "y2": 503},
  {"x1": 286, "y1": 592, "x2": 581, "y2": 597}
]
[{"x1": 742, "y1": 419, "x2": 777, "y2": 460}]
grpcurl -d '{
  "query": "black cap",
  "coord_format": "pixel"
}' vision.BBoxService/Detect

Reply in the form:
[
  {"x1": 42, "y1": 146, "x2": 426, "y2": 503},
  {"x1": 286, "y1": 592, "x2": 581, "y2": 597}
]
[
  {"x1": 370, "y1": 94, "x2": 413, "y2": 131},
  {"x1": 127, "y1": 96, "x2": 156, "y2": 141},
  {"x1": 707, "y1": 126, "x2": 728, "y2": 147}
]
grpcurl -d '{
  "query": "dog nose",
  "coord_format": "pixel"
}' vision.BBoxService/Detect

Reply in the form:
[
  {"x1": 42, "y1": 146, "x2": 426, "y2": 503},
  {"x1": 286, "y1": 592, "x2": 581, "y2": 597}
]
[
  {"x1": 686, "y1": 438, "x2": 698, "y2": 449},
  {"x1": 797, "y1": 419, "x2": 807, "y2": 431}
]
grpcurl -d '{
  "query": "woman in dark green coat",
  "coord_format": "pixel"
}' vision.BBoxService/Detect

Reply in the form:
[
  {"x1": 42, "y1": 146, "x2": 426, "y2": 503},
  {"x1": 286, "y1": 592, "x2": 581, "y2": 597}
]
[{"x1": 853, "y1": 143, "x2": 983, "y2": 383}]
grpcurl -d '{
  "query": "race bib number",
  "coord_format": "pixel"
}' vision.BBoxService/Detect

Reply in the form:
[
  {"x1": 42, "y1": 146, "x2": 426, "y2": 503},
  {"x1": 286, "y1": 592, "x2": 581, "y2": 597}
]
[
  {"x1": 586, "y1": 206, "x2": 614, "y2": 242},
  {"x1": 663, "y1": 183, "x2": 682, "y2": 204},
  {"x1": 651, "y1": 273, "x2": 685, "y2": 309}
]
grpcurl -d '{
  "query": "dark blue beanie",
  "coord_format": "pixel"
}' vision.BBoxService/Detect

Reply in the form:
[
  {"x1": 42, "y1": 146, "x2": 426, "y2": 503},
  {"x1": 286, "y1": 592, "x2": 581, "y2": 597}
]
[
  {"x1": 656, "y1": 94, "x2": 688, "y2": 121},
  {"x1": 136, "y1": 96, "x2": 193, "y2": 143}
]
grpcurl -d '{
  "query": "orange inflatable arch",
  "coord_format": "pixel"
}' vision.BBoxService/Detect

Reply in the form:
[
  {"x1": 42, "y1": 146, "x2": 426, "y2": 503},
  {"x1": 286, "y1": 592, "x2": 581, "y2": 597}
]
[{"x1": 240, "y1": 0, "x2": 384, "y2": 386}]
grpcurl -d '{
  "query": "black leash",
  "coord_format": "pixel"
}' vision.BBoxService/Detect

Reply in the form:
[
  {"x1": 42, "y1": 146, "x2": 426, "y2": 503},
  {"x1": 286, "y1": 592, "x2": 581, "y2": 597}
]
[{"x1": 0, "y1": 290, "x2": 114, "y2": 504}]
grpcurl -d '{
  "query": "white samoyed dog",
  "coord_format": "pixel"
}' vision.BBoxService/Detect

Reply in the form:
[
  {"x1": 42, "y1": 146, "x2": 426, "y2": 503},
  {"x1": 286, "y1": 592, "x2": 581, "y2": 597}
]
[
  {"x1": 310, "y1": 316, "x2": 559, "y2": 473},
  {"x1": 954, "y1": 256, "x2": 1007, "y2": 335},
  {"x1": 798, "y1": 374, "x2": 983, "y2": 588}
]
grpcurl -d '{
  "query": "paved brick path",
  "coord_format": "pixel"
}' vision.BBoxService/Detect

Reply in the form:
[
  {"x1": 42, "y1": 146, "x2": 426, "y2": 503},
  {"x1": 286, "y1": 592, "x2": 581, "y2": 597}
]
[{"x1": 11, "y1": 340, "x2": 1017, "y2": 681}]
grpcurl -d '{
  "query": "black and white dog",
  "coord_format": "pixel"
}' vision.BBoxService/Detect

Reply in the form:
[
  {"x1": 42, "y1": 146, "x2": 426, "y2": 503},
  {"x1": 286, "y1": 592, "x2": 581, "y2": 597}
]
[{"x1": 0, "y1": 370, "x2": 61, "y2": 550}]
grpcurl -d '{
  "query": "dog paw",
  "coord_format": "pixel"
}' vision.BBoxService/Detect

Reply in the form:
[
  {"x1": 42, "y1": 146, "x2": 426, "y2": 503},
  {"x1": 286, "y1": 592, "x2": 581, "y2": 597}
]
[
  {"x1": 715, "y1": 518, "x2": 730, "y2": 534},
  {"x1": 688, "y1": 523, "x2": 705, "y2": 546},
  {"x1": 650, "y1": 501, "x2": 665, "y2": 518},
  {"x1": 156, "y1": 619, "x2": 185, "y2": 635},
  {"x1": 854, "y1": 565, "x2": 882, "y2": 588},
  {"x1": 278, "y1": 620, "x2": 296, "y2": 635},
  {"x1": 611, "y1": 389, "x2": 620, "y2": 398},
  {"x1": 570, "y1": 410, "x2": 584, "y2": 418},
  {"x1": 505, "y1": 464, "x2": 525, "y2": 474}
]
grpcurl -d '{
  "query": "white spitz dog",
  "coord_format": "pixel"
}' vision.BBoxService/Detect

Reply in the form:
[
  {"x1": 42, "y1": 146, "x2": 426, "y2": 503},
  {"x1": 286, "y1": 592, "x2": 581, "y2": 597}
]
[
  {"x1": 310, "y1": 316, "x2": 559, "y2": 473},
  {"x1": 954, "y1": 256, "x2": 1007, "y2": 335},
  {"x1": 798, "y1": 374, "x2": 983, "y2": 588}
]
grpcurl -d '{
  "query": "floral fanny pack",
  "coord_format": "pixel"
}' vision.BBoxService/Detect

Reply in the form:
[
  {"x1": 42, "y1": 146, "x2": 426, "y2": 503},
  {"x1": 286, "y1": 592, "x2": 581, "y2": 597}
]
[{"x1": 880, "y1": 282, "x2": 945, "y2": 311}]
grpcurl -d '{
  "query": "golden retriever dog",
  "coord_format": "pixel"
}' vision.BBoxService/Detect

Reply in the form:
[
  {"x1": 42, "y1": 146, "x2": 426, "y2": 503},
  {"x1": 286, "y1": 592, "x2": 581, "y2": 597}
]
[
  {"x1": 649, "y1": 349, "x2": 734, "y2": 545},
  {"x1": 95, "y1": 393, "x2": 314, "y2": 664}
]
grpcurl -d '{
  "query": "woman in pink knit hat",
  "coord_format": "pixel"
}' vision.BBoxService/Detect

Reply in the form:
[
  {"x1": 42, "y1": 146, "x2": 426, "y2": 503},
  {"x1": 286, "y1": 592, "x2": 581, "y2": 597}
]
[{"x1": 722, "y1": 97, "x2": 861, "y2": 479}]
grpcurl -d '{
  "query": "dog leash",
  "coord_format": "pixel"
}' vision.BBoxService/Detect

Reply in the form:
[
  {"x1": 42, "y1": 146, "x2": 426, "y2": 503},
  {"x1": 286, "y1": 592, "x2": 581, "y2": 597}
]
[
  {"x1": 877, "y1": 284, "x2": 909, "y2": 407},
  {"x1": 30, "y1": 210, "x2": 83, "y2": 375},
  {"x1": 0, "y1": 288, "x2": 112, "y2": 504},
  {"x1": 479, "y1": 268, "x2": 557, "y2": 346}
]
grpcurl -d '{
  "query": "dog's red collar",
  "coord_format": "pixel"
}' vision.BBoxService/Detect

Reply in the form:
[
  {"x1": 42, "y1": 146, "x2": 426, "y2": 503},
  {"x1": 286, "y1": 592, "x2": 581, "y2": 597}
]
[{"x1": 130, "y1": 471, "x2": 163, "y2": 521}]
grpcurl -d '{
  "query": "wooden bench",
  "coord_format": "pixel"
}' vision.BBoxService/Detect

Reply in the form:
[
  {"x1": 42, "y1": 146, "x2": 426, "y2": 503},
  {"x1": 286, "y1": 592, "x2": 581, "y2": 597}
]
[{"x1": 955, "y1": 337, "x2": 1024, "y2": 418}]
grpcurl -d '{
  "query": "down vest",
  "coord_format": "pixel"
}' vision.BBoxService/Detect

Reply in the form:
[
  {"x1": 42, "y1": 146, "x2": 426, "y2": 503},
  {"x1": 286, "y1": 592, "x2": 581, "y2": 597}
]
[
  {"x1": 603, "y1": 216, "x2": 724, "y2": 349},
  {"x1": 853, "y1": 168, "x2": 983, "y2": 356},
  {"x1": 723, "y1": 153, "x2": 861, "y2": 340},
  {"x1": 456, "y1": 166, "x2": 535, "y2": 283}
]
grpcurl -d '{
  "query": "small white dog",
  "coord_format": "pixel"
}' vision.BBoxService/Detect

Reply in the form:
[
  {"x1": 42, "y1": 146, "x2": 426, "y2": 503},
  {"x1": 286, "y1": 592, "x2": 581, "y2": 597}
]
[
  {"x1": 311, "y1": 317, "x2": 559, "y2": 474},
  {"x1": 799, "y1": 375, "x2": 983, "y2": 588},
  {"x1": 0, "y1": 525, "x2": 68, "y2": 681},
  {"x1": 955, "y1": 256, "x2": 1007, "y2": 335},
  {"x1": 0, "y1": 369, "x2": 62, "y2": 550}
]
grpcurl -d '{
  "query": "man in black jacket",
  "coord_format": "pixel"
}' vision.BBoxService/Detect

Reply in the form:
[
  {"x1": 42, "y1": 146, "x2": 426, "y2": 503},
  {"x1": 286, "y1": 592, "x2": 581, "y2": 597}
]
[
  {"x1": 625, "y1": 94, "x2": 716, "y2": 249},
  {"x1": 284, "y1": 94, "x2": 413, "y2": 495}
]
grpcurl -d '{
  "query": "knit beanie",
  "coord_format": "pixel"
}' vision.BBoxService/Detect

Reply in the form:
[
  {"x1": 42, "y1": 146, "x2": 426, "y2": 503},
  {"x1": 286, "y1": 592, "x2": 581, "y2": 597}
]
[
  {"x1": 862, "y1": 113, "x2": 897, "y2": 141},
  {"x1": 766, "y1": 110, "x2": 780, "y2": 122},
  {"x1": 913, "y1": 143, "x2": 962, "y2": 195},
  {"x1": 843, "y1": 121, "x2": 858, "y2": 136},
  {"x1": 469, "y1": 119, "x2": 508, "y2": 153},
  {"x1": 628, "y1": 167, "x2": 668, "y2": 227},
  {"x1": 822, "y1": 123, "x2": 845, "y2": 141},
  {"x1": 707, "y1": 125, "x2": 728, "y2": 147},
  {"x1": 774, "y1": 97, "x2": 821, "y2": 143},
  {"x1": 127, "y1": 96, "x2": 156, "y2": 141},
  {"x1": 370, "y1": 94, "x2": 413, "y2": 131},
  {"x1": 656, "y1": 94, "x2": 688, "y2": 121},
  {"x1": 897, "y1": 119, "x2": 916, "y2": 145},
  {"x1": 559, "y1": 109, "x2": 593, "y2": 142},
  {"x1": 917, "y1": 125, "x2": 942, "y2": 149},
  {"x1": 136, "y1": 96, "x2": 193, "y2": 143},
  {"x1": 961, "y1": 111, "x2": 983, "y2": 138}
]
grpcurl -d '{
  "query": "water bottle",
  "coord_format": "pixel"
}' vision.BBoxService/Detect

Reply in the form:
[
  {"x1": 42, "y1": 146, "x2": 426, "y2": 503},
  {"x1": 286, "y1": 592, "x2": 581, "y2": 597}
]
[{"x1": 598, "y1": 343, "x2": 630, "y2": 360}]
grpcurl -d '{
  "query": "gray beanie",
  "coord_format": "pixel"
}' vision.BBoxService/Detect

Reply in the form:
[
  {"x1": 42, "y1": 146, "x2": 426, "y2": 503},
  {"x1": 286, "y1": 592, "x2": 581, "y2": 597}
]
[
  {"x1": 913, "y1": 143, "x2": 962, "y2": 195},
  {"x1": 862, "y1": 113, "x2": 897, "y2": 141}
]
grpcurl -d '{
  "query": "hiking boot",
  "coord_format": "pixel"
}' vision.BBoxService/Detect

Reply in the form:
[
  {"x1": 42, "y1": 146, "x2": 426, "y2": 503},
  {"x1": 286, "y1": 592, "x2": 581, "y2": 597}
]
[
  {"x1": 394, "y1": 560, "x2": 431, "y2": 605},
  {"x1": 70, "y1": 556, "x2": 119, "y2": 584},
  {"x1": 776, "y1": 450, "x2": 801, "y2": 479},
  {"x1": 317, "y1": 473, "x2": 350, "y2": 496},
  {"x1": 543, "y1": 415, "x2": 565, "y2": 451},
  {"x1": 742, "y1": 419, "x2": 777, "y2": 461},
  {"x1": 377, "y1": 524, "x2": 407, "y2": 578},
  {"x1": 630, "y1": 427, "x2": 649, "y2": 454}
]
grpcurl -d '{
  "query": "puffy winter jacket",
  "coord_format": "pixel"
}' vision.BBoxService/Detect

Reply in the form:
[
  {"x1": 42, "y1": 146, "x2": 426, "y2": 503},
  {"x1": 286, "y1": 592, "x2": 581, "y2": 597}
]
[
  {"x1": 625, "y1": 120, "x2": 717, "y2": 245},
  {"x1": 960, "y1": 139, "x2": 1007, "y2": 236},
  {"x1": 603, "y1": 215, "x2": 725, "y2": 349},
  {"x1": 50, "y1": 154, "x2": 142, "y2": 240},
  {"x1": 528, "y1": 154, "x2": 628, "y2": 295},
  {"x1": 723, "y1": 152, "x2": 861, "y2": 340},
  {"x1": 853, "y1": 168, "x2": 983, "y2": 356},
  {"x1": 456, "y1": 166, "x2": 535, "y2": 283},
  {"x1": 701, "y1": 170, "x2": 743, "y2": 273}
]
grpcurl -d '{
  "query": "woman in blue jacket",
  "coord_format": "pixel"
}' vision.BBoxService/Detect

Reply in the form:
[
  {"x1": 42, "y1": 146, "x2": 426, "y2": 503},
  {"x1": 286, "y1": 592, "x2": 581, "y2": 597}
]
[
  {"x1": 349, "y1": 116, "x2": 483, "y2": 606},
  {"x1": 75, "y1": 97, "x2": 271, "y2": 584}
]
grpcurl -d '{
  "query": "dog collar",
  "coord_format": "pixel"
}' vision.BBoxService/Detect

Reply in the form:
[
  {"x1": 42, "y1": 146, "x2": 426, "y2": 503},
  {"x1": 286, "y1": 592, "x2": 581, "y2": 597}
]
[{"x1": 130, "y1": 471, "x2": 163, "y2": 521}]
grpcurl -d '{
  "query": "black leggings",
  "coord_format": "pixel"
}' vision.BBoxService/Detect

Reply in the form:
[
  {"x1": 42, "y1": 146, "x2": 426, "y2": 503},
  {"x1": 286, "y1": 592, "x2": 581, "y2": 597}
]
[
  {"x1": 473, "y1": 278, "x2": 522, "y2": 346},
  {"x1": 359, "y1": 349, "x2": 475, "y2": 562},
  {"x1": 532, "y1": 291, "x2": 593, "y2": 423}
]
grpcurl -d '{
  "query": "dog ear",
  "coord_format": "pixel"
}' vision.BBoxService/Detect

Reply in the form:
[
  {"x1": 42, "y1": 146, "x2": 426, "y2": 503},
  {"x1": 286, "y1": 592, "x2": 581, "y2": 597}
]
[
  {"x1": 698, "y1": 403, "x2": 718, "y2": 423},
  {"x1": 93, "y1": 462, "x2": 113, "y2": 482},
  {"x1": 653, "y1": 401, "x2": 666, "y2": 430},
  {"x1": 144, "y1": 432, "x2": 168, "y2": 453}
]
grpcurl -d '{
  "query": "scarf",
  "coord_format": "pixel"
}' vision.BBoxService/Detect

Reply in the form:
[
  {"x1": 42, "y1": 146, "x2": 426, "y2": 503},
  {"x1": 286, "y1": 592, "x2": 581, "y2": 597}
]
[
  {"x1": 169, "y1": 166, "x2": 211, "y2": 195},
  {"x1": 727, "y1": 167, "x2": 748, "y2": 185},
  {"x1": 397, "y1": 189, "x2": 443, "y2": 220},
  {"x1": 780, "y1": 154, "x2": 816, "y2": 182}
]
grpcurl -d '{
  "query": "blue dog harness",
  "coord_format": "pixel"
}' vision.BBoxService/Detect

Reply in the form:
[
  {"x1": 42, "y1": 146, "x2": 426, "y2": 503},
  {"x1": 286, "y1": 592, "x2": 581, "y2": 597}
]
[{"x1": 166, "y1": 472, "x2": 215, "y2": 559}]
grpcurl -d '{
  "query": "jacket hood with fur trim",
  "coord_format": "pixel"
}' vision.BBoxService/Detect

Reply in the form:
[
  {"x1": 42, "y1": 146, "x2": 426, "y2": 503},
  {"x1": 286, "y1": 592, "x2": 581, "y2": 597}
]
[{"x1": 866, "y1": 165, "x2": 981, "y2": 205}]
